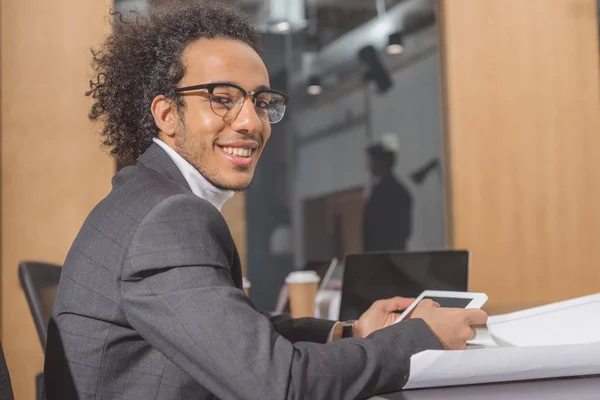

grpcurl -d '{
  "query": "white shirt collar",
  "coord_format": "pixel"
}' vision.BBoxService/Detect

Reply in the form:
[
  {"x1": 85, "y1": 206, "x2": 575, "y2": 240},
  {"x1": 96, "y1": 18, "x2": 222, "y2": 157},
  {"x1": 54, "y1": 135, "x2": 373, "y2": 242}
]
[{"x1": 152, "y1": 138, "x2": 233, "y2": 211}]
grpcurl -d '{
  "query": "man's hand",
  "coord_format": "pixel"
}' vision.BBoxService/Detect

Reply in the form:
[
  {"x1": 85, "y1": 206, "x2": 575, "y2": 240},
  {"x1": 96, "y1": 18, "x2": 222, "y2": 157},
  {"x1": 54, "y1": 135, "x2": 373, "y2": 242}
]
[
  {"x1": 410, "y1": 299, "x2": 488, "y2": 350},
  {"x1": 353, "y1": 297, "x2": 415, "y2": 338}
]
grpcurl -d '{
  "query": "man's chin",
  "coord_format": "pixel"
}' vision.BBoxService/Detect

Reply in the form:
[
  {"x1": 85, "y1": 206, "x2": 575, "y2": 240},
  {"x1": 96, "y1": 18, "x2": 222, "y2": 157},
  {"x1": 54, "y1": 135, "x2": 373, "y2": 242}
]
[
  {"x1": 209, "y1": 175, "x2": 254, "y2": 192},
  {"x1": 226, "y1": 182, "x2": 252, "y2": 192}
]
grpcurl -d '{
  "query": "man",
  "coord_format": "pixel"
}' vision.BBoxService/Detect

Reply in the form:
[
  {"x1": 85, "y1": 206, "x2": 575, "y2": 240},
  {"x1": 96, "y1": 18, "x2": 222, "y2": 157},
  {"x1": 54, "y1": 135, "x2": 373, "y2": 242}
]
[
  {"x1": 363, "y1": 143, "x2": 413, "y2": 252},
  {"x1": 44, "y1": 3, "x2": 487, "y2": 399}
]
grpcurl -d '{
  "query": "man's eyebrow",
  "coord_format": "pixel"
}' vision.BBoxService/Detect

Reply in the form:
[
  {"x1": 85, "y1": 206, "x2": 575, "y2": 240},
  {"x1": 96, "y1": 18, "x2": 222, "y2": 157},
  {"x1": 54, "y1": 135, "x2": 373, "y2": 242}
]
[
  {"x1": 209, "y1": 80, "x2": 271, "y2": 91},
  {"x1": 208, "y1": 80, "x2": 237, "y2": 86}
]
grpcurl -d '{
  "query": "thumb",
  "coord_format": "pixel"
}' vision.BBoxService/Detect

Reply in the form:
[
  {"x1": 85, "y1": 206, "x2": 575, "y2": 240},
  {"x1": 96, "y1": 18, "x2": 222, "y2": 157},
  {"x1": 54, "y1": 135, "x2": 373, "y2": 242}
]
[{"x1": 382, "y1": 296, "x2": 415, "y2": 312}]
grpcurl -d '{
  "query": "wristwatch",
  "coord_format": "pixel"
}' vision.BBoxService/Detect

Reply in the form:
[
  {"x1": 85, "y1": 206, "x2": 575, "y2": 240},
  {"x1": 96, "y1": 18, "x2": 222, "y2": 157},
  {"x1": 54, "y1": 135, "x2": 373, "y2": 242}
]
[{"x1": 341, "y1": 320, "x2": 356, "y2": 339}]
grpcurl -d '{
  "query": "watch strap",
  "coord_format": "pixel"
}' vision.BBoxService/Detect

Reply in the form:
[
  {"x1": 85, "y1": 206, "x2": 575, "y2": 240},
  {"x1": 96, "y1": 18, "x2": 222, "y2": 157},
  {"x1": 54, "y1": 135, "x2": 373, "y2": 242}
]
[{"x1": 341, "y1": 320, "x2": 356, "y2": 339}]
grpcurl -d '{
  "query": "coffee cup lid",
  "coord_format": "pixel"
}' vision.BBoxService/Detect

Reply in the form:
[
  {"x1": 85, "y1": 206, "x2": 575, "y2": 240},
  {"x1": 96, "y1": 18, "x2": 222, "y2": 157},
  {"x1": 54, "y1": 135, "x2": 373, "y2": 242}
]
[{"x1": 285, "y1": 270, "x2": 320, "y2": 284}]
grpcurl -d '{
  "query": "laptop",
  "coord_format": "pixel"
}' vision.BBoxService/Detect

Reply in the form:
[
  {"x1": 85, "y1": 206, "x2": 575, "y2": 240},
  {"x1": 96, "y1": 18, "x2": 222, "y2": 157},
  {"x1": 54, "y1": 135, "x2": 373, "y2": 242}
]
[{"x1": 339, "y1": 251, "x2": 470, "y2": 320}]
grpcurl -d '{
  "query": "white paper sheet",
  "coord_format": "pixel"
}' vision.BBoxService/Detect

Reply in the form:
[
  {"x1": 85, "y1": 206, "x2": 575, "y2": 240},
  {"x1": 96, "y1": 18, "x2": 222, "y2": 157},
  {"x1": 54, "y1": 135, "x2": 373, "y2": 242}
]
[
  {"x1": 405, "y1": 293, "x2": 600, "y2": 389},
  {"x1": 486, "y1": 293, "x2": 600, "y2": 347},
  {"x1": 404, "y1": 342, "x2": 600, "y2": 389},
  {"x1": 466, "y1": 327, "x2": 499, "y2": 349}
]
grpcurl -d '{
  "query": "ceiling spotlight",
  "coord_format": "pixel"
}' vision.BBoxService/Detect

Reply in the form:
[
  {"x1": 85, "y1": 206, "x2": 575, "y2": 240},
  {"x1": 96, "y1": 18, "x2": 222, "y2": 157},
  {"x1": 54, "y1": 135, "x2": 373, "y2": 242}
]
[
  {"x1": 386, "y1": 31, "x2": 404, "y2": 55},
  {"x1": 273, "y1": 21, "x2": 291, "y2": 33},
  {"x1": 306, "y1": 76, "x2": 322, "y2": 95}
]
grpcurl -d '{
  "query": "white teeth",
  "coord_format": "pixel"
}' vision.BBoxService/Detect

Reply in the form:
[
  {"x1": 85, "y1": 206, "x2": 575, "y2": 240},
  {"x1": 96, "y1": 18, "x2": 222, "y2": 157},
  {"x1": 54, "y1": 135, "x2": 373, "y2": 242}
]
[{"x1": 221, "y1": 146, "x2": 253, "y2": 157}]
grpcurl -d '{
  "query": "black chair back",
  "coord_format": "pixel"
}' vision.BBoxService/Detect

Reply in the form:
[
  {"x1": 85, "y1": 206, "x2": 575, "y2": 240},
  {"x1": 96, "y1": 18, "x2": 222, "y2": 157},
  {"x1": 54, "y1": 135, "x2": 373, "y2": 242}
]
[
  {"x1": 18, "y1": 261, "x2": 62, "y2": 348},
  {"x1": 0, "y1": 341, "x2": 14, "y2": 400}
]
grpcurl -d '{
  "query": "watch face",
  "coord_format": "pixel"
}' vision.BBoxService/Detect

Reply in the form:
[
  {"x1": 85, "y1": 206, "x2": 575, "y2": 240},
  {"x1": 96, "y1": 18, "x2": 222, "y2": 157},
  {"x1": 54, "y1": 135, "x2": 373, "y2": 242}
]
[{"x1": 342, "y1": 321, "x2": 354, "y2": 338}]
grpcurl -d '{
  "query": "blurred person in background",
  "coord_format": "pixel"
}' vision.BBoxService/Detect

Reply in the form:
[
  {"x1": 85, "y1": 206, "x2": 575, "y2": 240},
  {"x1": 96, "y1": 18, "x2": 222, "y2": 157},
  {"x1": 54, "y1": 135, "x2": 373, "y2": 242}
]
[{"x1": 363, "y1": 143, "x2": 413, "y2": 252}]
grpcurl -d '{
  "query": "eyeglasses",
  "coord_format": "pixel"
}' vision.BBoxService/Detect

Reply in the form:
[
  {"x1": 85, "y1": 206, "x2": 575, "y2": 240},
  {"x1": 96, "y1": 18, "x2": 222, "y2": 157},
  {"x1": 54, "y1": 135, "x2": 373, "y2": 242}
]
[{"x1": 174, "y1": 82, "x2": 289, "y2": 124}]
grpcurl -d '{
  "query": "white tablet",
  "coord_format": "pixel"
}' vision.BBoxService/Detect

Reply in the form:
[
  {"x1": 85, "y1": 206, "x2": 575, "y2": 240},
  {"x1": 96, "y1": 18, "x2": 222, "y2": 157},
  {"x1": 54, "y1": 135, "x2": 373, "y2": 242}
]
[{"x1": 394, "y1": 290, "x2": 488, "y2": 324}]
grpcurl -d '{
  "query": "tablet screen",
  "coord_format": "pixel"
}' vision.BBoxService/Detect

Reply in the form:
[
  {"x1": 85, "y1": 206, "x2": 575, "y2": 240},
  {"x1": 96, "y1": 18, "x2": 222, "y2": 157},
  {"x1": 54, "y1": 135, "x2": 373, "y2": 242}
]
[{"x1": 422, "y1": 296, "x2": 472, "y2": 308}]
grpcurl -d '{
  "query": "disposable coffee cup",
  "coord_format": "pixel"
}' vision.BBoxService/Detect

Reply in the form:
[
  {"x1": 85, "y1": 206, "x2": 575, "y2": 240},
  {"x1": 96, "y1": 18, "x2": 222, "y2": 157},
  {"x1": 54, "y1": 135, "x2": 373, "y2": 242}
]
[
  {"x1": 242, "y1": 277, "x2": 251, "y2": 297},
  {"x1": 285, "y1": 271, "x2": 320, "y2": 318}
]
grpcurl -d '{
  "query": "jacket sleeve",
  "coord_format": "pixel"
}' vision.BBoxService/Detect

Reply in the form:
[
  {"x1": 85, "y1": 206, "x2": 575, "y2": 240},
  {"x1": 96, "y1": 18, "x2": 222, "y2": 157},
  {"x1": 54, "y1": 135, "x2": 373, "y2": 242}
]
[
  {"x1": 263, "y1": 312, "x2": 336, "y2": 344},
  {"x1": 121, "y1": 194, "x2": 443, "y2": 400}
]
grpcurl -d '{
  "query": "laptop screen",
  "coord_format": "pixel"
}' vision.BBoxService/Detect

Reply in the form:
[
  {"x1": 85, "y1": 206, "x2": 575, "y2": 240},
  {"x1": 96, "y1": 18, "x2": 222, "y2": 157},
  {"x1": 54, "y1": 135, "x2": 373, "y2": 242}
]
[
  {"x1": 305, "y1": 260, "x2": 334, "y2": 284},
  {"x1": 339, "y1": 251, "x2": 469, "y2": 320}
]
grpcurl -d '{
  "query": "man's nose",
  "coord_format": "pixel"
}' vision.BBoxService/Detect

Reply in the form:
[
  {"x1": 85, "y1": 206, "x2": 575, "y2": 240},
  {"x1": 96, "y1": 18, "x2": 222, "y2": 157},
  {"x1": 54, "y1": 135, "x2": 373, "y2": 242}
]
[{"x1": 231, "y1": 97, "x2": 263, "y2": 135}]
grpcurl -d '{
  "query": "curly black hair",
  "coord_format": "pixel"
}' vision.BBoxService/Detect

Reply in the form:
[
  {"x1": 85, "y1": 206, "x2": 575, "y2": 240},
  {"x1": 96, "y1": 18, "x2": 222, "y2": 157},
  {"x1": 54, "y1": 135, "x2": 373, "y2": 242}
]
[{"x1": 86, "y1": 1, "x2": 260, "y2": 165}]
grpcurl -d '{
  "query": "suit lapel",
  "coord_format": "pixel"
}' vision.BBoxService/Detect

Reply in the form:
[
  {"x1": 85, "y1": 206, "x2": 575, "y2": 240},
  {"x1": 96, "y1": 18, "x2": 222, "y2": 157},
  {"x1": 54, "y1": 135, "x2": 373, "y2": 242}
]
[
  {"x1": 138, "y1": 143, "x2": 191, "y2": 190},
  {"x1": 138, "y1": 143, "x2": 245, "y2": 289}
]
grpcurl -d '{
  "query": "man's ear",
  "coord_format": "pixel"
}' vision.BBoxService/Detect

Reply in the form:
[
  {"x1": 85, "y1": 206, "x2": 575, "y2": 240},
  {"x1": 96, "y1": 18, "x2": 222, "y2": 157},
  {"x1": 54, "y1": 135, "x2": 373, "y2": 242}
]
[{"x1": 151, "y1": 95, "x2": 179, "y2": 137}]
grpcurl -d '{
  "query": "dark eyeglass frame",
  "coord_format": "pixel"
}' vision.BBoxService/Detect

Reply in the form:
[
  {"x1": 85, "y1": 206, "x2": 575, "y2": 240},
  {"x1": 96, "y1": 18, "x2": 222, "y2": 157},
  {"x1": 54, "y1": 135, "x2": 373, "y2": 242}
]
[{"x1": 174, "y1": 82, "x2": 289, "y2": 124}]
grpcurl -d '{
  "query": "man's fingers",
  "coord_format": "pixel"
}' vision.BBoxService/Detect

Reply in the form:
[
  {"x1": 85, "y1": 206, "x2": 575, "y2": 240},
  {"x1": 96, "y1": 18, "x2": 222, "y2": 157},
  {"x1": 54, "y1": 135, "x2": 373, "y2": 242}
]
[
  {"x1": 377, "y1": 297, "x2": 415, "y2": 312},
  {"x1": 389, "y1": 296, "x2": 415, "y2": 312},
  {"x1": 470, "y1": 327, "x2": 477, "y2": 340},
  {"x1": 465, "y1": 309, "x2": 488, "y2": 326}
]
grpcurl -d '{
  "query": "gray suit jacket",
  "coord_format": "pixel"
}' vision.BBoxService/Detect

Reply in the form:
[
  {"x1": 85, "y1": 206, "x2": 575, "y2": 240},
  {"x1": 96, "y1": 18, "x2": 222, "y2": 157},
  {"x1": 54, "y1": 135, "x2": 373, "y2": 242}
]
[{"x1": 44, "y1": 143, "x2": 443, "y2": 400}]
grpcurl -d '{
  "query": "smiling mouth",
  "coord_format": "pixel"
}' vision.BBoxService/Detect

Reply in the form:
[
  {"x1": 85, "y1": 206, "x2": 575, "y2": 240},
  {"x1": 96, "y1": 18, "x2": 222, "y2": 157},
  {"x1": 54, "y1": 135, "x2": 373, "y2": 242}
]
[{"x1": 219, "y1": 146, "x2": 255, "y2": 158}]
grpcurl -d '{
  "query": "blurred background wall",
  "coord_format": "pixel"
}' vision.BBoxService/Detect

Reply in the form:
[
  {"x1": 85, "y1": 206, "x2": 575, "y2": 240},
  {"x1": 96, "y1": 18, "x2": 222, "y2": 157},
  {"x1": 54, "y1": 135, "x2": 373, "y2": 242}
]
[
  {"x1": 1, "y1": 1, "x2": 114, "y2": 399},
  {"x1": 440, "y1": 0, "x2": 600, "y2": 312}
]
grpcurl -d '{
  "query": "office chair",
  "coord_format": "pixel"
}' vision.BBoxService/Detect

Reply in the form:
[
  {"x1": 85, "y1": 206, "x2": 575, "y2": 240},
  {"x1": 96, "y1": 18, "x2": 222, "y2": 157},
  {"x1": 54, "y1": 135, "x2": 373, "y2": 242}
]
[
  {"x1": 18, "y1": 261, "x2": 62, "y2": 400},
  {"x1": 0, "y1": 341, "x2": 14, "y2": 400},
  {"x1": 18, "y1": 261, "x2": 62, "y2": 347}
]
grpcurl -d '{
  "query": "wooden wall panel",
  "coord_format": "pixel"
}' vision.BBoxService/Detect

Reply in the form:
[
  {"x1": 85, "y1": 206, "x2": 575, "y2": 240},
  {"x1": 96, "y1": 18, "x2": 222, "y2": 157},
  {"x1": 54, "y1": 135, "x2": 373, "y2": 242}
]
[
  {"x1": 0, "y1": 1, "x2": 114, "y2": 398},
  {"x1": 303, "y1": 188, "x2": 365, "y2": 262},
  {"x1": 439, "y1": 0, "x2": 600, "y2": 311},
  {"x1": 222, "y1": 193, "x2": 248, "y2": 275}
]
